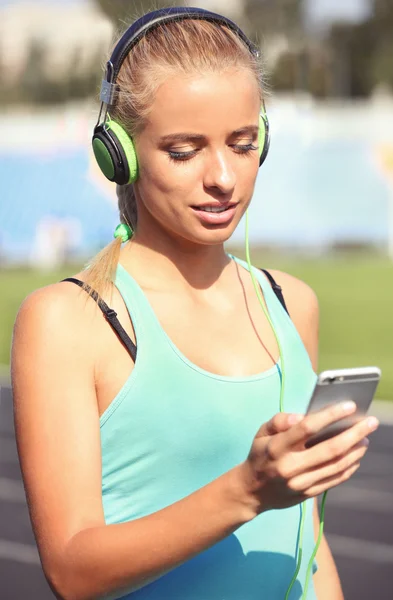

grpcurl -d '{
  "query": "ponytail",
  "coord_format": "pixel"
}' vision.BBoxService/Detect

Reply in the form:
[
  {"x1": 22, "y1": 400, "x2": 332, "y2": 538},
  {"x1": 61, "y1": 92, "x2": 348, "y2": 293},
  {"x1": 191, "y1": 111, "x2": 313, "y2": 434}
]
[{"x1": 82, "y1": 184, "x2": 137, "y2": 298}]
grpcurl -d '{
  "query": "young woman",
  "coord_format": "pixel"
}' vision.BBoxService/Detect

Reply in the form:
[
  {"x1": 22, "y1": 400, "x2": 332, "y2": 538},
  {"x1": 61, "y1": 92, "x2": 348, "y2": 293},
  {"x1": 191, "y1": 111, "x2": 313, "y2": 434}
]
[{"x1": 11, "y1": 7, "x2": 378, "y2": 600}]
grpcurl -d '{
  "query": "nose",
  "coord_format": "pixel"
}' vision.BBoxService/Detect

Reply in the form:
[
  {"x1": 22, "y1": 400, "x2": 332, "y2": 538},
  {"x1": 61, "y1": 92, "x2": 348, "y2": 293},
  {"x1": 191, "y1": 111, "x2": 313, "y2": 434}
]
[{"x1": 203, "y1": 148, "x2": 236, "y2": 195}]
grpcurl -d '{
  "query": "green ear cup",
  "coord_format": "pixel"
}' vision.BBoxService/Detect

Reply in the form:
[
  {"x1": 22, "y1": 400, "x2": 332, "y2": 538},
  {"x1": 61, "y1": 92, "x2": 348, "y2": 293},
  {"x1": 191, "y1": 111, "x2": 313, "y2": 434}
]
[
  {"x1": 258, "y1": 113, "x2": 266, "y2": 157},
  {"x1": 258, "y1": 109, "x2": 270, "y2": 166},
  {"x1": 92, "y1": 118, "x2": 139, "y2": 184},
  {"x1": 107, "y1": 120, "x2": 139, "y2": 183},
  {"x1": 92, "y1": 137, "x2": 116, "y2": 180}
]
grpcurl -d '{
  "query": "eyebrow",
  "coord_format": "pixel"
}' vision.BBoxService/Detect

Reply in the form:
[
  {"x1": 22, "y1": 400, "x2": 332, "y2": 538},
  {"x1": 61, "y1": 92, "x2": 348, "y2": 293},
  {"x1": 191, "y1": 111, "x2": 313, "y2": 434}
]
[
  {"x1": 159, "y1": 125, "x2": 259, "y2": 145},
  {"x1": 159, "y1": 133, "x2": 206, "y2": 144},
  {"x1": 232, "y1": 125, "x2": 259, "y2": 136}
]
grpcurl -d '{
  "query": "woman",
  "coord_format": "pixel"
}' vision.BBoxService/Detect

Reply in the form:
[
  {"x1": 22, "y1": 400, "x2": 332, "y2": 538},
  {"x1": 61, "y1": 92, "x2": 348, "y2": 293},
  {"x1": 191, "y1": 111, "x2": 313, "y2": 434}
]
[{"x1": 12, "y1": 7, "x2": 378, "y2": 600}]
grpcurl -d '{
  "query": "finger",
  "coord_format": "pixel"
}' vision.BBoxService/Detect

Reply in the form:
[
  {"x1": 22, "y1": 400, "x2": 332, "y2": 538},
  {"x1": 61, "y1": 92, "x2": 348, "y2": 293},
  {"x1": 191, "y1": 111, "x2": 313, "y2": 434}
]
[
  {"x1": 254, "y1": 413, "x2": 303, "y2": 439},
  {"x1": 299, "y1": 416, "x2": 378, "y2": 472},
  {"x1": 287, "y1": 439, "x2": 369, "y2": 493},
  {"x1": 302, "y1": 461, "x2": 361, "y2": 499},
  {"x1": 271, "y1": 401, "x2": 358, "y2": 453}
]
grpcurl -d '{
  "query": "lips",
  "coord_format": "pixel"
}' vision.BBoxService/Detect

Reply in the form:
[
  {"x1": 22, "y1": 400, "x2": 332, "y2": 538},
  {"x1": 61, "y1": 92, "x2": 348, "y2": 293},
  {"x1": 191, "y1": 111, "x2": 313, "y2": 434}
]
[
  {"x1": 190, "y1": 203, "x2": 238, "y2": 225},
  {"x1": 191, "y1": 203, "x2": 237, "y2": 213}
]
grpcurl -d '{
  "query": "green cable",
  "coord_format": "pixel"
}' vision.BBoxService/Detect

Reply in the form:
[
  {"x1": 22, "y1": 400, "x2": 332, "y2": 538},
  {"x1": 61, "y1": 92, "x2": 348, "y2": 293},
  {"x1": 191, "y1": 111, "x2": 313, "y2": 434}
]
[
  {"x1": 244, "y1": 210, "x2": 285, "y2": 411},
  {"x1": 301, "y1": 491, "x2": 328, "y2": 599},
  {"x1": 244, "y1": 210, "x2": 326, "y2": 599},
  {"x1": 284, "y1": 501, "x2": 307, "y2": 600}
]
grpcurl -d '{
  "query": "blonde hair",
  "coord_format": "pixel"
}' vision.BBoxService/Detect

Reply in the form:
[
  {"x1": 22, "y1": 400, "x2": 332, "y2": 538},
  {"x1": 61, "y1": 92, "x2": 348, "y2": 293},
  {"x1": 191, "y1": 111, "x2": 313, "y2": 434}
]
[{"x1": 85, "y1": 16, "x2": 267, "y2": 296}]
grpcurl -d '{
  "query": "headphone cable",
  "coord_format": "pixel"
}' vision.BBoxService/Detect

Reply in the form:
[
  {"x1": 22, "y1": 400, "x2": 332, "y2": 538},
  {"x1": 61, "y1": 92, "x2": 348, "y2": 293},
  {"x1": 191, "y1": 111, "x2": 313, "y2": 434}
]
[{"x1": 244, "y1": 209, "x2": 327, "y2": 599}]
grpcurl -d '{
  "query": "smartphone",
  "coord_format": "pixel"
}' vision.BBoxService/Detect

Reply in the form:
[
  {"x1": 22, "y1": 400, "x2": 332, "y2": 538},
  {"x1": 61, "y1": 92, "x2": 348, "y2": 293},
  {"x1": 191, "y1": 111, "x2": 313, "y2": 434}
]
[{"x1": 304, "y1": 366, "x2": 381, "y2": 448}]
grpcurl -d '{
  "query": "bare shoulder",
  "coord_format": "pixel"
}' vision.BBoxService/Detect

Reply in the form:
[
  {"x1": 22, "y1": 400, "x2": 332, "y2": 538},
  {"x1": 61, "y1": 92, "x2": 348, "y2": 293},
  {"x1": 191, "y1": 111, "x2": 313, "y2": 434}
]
[
  {"x1": 11, "y1": 280, "x2": 100, "y2": 413},
  {"x1": 14, "y1": 276, "x2": 102, "y2": 351},
  {"x1": 12, "y1": 270, "x2": 123, "y2": 388},
  {"x1": 12, "y1": 272, "x2": 134, "y2": 391},
  {"x1": 266, "y1": 269, "x2": 319, "y2": 369}
]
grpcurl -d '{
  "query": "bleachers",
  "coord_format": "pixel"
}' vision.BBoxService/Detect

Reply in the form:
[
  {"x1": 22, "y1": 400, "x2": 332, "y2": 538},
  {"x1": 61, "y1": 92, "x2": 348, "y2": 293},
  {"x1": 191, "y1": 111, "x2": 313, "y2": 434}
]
[{"x1": 0, "y1": 148, "x2": 118, "y2": 264}]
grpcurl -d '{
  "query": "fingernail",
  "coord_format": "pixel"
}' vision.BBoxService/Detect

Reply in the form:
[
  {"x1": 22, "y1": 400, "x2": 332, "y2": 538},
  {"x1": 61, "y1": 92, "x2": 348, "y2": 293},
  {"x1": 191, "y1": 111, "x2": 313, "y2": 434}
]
[
  {"x1": 341, "y1": 401, "x2": 356, "y2": 413},
  {"x1": 288, "y1": 414, "x2": 303, "y2": 425},
  {"x1": 359, "y1": 437, "x2": 369, "y2": 447},
  {"x1": 367, "y1": 417, "x2": 379, "y2": 430}
]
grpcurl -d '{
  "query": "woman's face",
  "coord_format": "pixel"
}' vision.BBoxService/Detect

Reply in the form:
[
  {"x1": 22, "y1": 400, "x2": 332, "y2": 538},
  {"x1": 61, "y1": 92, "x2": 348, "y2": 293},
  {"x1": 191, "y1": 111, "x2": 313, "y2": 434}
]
[{"x1": 134, "y1": 68, "x2": 261, "y2": 247}]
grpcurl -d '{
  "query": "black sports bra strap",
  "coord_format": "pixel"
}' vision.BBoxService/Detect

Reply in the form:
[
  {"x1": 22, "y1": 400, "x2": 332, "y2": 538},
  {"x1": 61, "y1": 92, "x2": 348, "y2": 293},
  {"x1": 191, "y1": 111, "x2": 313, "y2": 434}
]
[
  {"x1": 61, "y1": 278, "x2": 137, "y2": 362},
  {"x1": 259, "y1": 269, "x2": 290, "y2": 317}
]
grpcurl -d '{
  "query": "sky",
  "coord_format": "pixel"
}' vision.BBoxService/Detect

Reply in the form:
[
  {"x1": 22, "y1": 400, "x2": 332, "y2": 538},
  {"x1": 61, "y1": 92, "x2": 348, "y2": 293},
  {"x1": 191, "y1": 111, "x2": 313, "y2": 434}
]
[{"x1": 305, "y1": 0, "x2": 372, "y2": 28}]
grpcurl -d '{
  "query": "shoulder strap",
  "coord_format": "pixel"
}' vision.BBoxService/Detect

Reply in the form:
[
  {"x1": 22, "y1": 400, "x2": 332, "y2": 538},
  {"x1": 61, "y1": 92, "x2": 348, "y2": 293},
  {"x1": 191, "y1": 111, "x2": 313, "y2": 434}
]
[
  {"x1": 259, "y1": 269, "x2": 290, "y2": 317},
  {"x1": 61, "y1": 278, "x2": 137, "y2": 362}
]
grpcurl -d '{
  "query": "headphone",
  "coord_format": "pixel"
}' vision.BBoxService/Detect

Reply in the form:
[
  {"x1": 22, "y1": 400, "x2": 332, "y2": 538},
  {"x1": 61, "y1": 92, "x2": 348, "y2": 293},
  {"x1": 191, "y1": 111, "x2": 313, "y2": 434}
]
[{"x1": 92, "y1": 6, "x2": 271, "y2": 185}]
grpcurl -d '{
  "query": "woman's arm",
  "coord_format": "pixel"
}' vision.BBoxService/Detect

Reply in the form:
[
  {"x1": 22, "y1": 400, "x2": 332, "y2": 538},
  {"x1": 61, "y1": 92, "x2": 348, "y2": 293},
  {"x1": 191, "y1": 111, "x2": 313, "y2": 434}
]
[
  {"x1": 11, "y1": 284, "x2": 256, "y2": 600},
  {"x1": 269, "y1": 269, "x2": 344, "y2": 599}
]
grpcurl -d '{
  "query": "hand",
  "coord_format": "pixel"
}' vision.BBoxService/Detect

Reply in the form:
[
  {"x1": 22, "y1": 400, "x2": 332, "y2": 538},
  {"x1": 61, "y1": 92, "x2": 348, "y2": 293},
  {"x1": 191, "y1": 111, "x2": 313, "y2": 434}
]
[{"x1": 237, "y1": 401, "x2": 379, "y2": 514}]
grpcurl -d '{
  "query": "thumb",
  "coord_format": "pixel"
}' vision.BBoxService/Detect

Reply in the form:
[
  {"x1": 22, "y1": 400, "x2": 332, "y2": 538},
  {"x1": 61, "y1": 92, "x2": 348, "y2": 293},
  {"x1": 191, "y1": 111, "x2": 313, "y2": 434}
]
[{"x1": 255, "y1": 413, "x2": 303, "y2": 439}]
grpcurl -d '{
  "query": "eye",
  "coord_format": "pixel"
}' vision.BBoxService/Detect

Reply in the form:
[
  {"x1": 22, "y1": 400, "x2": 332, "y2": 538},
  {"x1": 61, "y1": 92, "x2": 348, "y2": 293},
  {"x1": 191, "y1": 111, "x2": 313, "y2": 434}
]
[
  {"x1": 167, "y1": 149, "x2": 197, "y2": 162},
  {"x1": 232, "y1": 143, "x2": 259, "y2": 155},
  {"x1": 167, "y1": 143, "x2": 259, "y2": 163}
]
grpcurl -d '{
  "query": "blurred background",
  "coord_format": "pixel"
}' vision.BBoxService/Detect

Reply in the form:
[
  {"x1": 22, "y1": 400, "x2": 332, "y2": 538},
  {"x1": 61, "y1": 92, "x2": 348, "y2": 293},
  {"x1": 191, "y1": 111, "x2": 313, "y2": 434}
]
[{"x1": 0, "y1": 0, "x2": 392, "y2": 598}]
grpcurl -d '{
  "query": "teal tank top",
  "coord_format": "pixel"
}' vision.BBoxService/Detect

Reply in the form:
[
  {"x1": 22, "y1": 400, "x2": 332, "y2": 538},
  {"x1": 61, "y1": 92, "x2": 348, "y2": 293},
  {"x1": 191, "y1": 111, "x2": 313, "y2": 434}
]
[{"x1": 100, "y1": 256, "x2": 318, "y2": 600}]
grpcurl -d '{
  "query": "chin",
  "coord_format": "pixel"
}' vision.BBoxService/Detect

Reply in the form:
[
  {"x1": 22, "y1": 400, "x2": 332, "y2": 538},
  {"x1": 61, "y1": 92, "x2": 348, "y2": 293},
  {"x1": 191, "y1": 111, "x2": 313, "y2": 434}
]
[
  {"x1": 148, "y1": 207, "x2": 244, "y2": 247},
  {"x1": 187, "y1": 222, "x2": 240, "y2": 246}
]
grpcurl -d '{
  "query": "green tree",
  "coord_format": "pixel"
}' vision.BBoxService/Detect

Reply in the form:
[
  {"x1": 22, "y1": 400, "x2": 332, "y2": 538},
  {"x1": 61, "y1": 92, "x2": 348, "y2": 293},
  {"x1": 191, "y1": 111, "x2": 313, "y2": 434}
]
[
  {"x1": 243, "y1": 0, "x2": 308, "y2": 92},
  {"x1": 244, "y1": 0, "x2": 303, "y2": 40},
  {"x1": 327, "y1": 0, "x2": 393, "y2": 97},
  {"x1": 19, "y1": 39, "x2": 53, "y2": 103},
  {"x1": 16, "y1": 39, "x2": 102, "y2": 105}
]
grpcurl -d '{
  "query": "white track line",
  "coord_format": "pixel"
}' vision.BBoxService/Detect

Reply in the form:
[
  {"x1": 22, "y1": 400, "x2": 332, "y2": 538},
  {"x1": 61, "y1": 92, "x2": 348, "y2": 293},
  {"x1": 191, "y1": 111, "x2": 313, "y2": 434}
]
[
  {"x1": 327, "y1": 484, "x2": 393, "y2": 515},
  {"x1": 0, "y1": 539, "x2": 40, "y2": 565},
  {"x1": 327, "y1": 533, "x2": 393, "y2": 564}
]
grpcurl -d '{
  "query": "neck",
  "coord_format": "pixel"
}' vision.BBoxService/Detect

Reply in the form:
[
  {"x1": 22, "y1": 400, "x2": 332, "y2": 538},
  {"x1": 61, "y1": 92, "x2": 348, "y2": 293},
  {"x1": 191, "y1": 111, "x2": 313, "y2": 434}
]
[{"x1": 119, "y1": 228, "x2": 232, "y2": 292}]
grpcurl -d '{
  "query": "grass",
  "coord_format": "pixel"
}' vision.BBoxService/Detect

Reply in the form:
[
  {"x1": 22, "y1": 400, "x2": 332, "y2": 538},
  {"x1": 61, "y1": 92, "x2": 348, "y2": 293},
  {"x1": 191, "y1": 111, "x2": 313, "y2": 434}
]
[{"x1": 1, "y1": 251, "x2": 392, "y2": 399}]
